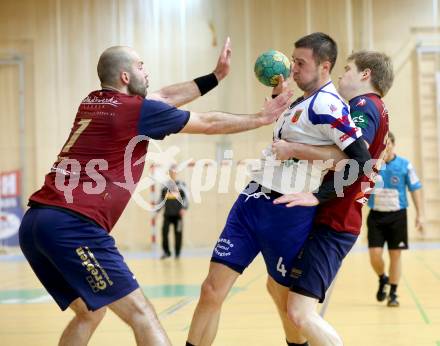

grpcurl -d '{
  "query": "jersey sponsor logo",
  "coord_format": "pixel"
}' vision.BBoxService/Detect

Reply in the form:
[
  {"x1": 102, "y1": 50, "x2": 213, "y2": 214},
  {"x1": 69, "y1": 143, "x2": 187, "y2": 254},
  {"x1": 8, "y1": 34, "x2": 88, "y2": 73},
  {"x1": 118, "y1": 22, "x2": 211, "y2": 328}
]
[
  {"x1": 291, "y1": 109, "x2": 302, "y2": 123},
  {"x1": 329, "y1": 104, "x2": 338, "y2": 113},
  {"x1": 351, "y1": 111, "x2": 369, "y2": 129},
  {"x1": 81, "y1": 95, "x2": 122, "y2": 108},
  {"x1": 76, "y1": 246, "x2": 113, "y2": 292},
  {"x1": 356, "y1": 98, "x2": 366, "y2": 107},
  {"x1": 214, "y1": 238, "x2": 234, "y2": 257}
]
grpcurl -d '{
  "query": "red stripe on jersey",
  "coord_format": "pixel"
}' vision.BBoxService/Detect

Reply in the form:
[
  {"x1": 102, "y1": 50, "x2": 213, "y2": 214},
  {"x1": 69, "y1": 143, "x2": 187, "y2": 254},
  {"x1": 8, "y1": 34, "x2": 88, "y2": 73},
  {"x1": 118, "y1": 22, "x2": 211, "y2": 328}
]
[{"x1": 314, "y1": 94, "x2": 389, "y2": 235}]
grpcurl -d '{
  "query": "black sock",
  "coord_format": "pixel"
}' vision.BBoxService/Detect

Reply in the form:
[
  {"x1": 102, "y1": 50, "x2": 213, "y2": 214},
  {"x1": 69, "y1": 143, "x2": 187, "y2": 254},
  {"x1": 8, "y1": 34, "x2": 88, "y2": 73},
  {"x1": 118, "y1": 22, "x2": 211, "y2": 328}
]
[
  {"x1": 186, "y1": 342, "x2": 196, "y2": 346},
  {"x1": 286, "y1": 340, "x2": 309, "y2": 346},
  {"x1": 390, "y1": 284, "x2": 398, "y2": 296},
  {"x1": 379, "y1": 273, "x2": 387, "y2": 281}
]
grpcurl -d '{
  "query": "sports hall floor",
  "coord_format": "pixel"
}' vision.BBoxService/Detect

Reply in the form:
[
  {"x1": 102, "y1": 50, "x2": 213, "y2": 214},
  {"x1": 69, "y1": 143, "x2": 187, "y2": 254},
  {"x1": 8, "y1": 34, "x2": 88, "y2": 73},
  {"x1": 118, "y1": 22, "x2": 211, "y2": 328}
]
[{"x1": 0, "y1": 243, "x2": 439, "y2": 346}]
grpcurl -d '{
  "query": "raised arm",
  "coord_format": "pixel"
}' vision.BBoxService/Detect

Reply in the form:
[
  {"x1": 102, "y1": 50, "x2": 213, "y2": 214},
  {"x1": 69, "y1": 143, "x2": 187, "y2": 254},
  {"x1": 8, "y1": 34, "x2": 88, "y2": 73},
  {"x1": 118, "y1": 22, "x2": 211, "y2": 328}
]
[
  {"x1": 180, "y1": 91, "x2": 293, "y2": 135},
  {"x1": 148, "y1": 37, "x2": 231, "y2": 107}
]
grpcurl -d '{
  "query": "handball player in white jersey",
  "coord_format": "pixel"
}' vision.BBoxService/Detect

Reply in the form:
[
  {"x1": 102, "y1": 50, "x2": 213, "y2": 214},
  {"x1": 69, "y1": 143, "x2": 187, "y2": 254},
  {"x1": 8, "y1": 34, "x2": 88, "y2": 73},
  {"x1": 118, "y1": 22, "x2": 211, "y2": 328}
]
[{"x1": 186, "y1": 32, "x2": 373, "y2": 346}]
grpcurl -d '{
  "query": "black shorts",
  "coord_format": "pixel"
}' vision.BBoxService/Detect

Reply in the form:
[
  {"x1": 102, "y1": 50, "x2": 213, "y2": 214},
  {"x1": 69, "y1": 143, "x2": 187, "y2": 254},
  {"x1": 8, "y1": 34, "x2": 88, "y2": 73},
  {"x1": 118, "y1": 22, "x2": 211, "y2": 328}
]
[{"x1": 367, "y1": 209, "x2": 408, "y2": 250}]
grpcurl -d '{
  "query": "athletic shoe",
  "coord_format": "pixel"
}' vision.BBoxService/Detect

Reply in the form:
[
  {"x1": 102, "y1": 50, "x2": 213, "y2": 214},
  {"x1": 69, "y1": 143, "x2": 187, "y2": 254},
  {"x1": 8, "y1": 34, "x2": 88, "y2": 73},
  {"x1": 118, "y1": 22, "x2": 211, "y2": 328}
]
[
  {"x1": 160, "y1": 253, "x2": 171, "y2": 260},
  {"x1": 376, "y1": 275, "x2": 389, "y2": 302},
  {"x1": 387, "y1": 293, "x2": 400, "y2": 307}
]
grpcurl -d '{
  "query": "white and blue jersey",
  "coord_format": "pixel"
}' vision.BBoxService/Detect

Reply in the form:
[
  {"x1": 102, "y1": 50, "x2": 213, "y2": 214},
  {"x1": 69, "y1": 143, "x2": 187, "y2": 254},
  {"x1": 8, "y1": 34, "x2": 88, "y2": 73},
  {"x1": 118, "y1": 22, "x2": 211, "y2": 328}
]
[
  {"x1": 212, "y1": 81, "x2": 361, "y2": 287},
  {"x1": 368, "y1": 155, "x2": 422, "y2": 212},
  {"x1": 250, "y1": 81, "x2": 361, "y2": 194}
]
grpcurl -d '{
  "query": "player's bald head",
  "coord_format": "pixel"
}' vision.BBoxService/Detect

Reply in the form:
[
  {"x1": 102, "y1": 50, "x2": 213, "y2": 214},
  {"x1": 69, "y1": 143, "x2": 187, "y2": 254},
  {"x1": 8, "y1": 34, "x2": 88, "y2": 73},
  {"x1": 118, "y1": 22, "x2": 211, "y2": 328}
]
[{"x1": 97, "y1": 46, "x2": 137, "y2": 86}]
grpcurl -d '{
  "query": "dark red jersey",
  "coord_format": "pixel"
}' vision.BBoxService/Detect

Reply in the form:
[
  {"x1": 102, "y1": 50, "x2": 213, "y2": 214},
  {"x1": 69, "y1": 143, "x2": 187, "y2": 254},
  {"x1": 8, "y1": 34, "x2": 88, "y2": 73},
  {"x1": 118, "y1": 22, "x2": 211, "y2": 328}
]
[
  {"x1": 314, "y1": 93, "x2": 389, "y2": 235},
  {"x1": 30, "y1": 90, "x2": 189, "y2": 232}
]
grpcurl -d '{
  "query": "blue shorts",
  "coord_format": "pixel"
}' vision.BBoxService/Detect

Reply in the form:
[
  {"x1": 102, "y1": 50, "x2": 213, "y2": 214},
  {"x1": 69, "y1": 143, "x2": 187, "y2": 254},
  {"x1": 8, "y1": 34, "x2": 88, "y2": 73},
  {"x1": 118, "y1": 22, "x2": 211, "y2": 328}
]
[
  {"x1": 211, "y1": 183, "x2": 316, "y2": 286},
  {"x1": 289, "y1": 224, "x2": 358, "y2": 302},
  {"x1": 19, "y1": 206, "x2": 139, "y2": 311}
]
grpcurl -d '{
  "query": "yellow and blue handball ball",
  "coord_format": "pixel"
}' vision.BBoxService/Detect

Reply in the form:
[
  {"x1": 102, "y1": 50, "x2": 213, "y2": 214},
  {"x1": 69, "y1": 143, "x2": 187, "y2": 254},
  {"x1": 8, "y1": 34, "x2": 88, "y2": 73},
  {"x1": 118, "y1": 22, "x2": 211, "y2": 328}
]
[{"x1": 254, "y1": 50, "x2": 291, "y2": 87}]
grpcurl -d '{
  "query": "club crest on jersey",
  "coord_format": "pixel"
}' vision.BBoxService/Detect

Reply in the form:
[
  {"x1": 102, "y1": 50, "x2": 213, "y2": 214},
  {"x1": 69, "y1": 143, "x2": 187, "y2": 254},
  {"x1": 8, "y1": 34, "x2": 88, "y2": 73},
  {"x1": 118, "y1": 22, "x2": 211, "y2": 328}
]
[
  {"x1": 356, "y1": 98, "x2": 366, "y2": 107},
  {"x1": 329, "y1": 104, "x2": 338, "y2": 113},
  {"x1": 291, "y1": 110, "x2": 302, "y2": 123}
]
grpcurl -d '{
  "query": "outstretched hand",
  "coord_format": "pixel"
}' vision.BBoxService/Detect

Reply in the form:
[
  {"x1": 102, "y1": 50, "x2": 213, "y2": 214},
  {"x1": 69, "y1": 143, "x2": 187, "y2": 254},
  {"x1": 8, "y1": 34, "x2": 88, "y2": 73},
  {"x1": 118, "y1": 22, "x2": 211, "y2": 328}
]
[
  {"x1": 273, "y1": 192, "x2": 319, "y2": 207},
  {"x1": 260, "y1": 90, "x2": 293, "y2": 125},
  {"x1": 213, "y1": 37, "x2": 232, "y2": 81}
]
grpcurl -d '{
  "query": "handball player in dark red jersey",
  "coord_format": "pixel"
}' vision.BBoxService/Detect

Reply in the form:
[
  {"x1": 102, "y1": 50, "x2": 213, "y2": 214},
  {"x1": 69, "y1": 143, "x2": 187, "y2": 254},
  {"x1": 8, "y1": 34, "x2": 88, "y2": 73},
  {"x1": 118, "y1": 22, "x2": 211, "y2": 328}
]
[
  {"x1": 18, "y1": 38, "x2": 292, "y2": 346},
  {"x1": 272, "y1": 51, "x2": 393, "y2": 346}
]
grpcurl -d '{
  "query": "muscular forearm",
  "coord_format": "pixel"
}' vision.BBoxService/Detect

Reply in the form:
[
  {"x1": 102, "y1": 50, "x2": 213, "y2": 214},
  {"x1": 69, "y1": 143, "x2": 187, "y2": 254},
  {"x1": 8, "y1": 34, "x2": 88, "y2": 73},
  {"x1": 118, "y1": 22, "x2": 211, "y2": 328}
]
[
  {"x1": 289, "y1": 143, "x2": 348, "y2": 162},
  {"x1": 149, "y1": 73, "x2": 220, "y2": 107},
  {"x1": 148, "y1": 81, "x2": 201, "y2": 107},
  {"x1": 196, "y1": 112, "x2": 264, "y2": 134},
  {"x1": 181, "y1": 91, "x2": 291, "y2": 135}
]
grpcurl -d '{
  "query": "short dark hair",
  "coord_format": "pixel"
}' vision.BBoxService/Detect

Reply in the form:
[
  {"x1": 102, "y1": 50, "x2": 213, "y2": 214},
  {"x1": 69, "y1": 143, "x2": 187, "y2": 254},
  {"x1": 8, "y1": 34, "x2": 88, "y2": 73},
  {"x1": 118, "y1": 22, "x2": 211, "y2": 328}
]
[
  {"x1": 347, "y1": 51, "x2": 394, "y2": 97},
  {"x1": 97, "y1": 46, "x2": 133, "y2": 86},
  {"x1": 294, "y1": 32, "x2": 337, "y2": 72},
  {"x1": 388, "y1": 131, "x2": 395, "y2": 144}
]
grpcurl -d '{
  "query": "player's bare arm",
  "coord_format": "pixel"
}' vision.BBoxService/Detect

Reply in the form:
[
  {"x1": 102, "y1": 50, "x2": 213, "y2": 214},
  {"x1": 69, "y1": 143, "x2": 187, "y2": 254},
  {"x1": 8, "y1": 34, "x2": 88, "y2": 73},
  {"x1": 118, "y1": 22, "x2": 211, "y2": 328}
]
[
  {"x1": 410, "y1": 189, "x2": 425, "y2": 233},
  {"x1": 272, "y1": 139, "x2": 348, "y2": 162},
  {"x1": 273, "y1": 138, "x2": 372, "y2": 207},
  {"x1": 148, "y1": 37, "x2": 231, "y2": 107},
  {"x1": 180, "y1": 90, "x2": 293, "y2": 134}
]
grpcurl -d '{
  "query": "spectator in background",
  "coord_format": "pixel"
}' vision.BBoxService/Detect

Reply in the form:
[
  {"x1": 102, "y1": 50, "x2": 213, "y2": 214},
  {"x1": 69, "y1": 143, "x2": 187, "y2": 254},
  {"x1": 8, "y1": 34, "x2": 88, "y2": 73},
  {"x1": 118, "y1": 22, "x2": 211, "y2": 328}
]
[{"x1": 159, "y1": 165, "x2": 189, "y2": 259}]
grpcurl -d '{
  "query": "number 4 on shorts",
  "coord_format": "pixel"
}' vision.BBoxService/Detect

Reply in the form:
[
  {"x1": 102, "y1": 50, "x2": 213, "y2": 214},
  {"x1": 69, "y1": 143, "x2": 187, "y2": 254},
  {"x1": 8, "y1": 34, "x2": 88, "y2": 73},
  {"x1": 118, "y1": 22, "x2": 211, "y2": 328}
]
[{"x1": 277, "y1": 257, "x2": 287, "y2": 277}]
